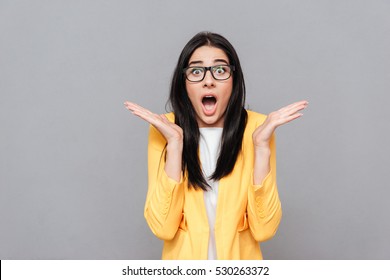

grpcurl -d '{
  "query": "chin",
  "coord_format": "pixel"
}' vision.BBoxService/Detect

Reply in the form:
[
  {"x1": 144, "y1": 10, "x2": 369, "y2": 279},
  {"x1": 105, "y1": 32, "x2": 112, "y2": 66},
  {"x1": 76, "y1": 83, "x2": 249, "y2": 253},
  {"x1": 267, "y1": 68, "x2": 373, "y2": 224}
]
[{"x1": 199, "y1": 117, "x2": 223, "y2": 127}]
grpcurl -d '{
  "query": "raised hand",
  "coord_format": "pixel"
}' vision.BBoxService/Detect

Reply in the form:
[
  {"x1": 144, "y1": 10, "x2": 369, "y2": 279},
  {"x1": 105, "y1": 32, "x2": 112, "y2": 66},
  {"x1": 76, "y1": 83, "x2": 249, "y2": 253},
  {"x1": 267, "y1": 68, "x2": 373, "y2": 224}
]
[
  {"x1": 253, "y1": 100, "x2": 308, "y2": 149},
  {"x1": 124, "y1": 101, "x2": 183, "y2": 145},
  {"x1": 124, "y1": 101, "x2": 183, "y2": 182}
]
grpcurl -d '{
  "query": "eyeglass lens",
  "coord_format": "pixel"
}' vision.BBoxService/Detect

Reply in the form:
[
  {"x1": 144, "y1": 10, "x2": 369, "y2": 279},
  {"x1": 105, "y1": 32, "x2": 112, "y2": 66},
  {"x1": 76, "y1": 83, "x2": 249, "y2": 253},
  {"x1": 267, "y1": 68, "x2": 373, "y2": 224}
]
[{"x1": 185, "y1": 65, "x2": 232, "y2": 82}]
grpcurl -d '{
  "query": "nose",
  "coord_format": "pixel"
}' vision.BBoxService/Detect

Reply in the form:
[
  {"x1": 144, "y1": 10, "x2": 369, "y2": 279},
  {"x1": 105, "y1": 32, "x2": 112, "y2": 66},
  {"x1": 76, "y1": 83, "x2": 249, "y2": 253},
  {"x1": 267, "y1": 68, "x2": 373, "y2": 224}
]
[{"x1": 203, "y1": 69, "x2": 215, "y2": 87}]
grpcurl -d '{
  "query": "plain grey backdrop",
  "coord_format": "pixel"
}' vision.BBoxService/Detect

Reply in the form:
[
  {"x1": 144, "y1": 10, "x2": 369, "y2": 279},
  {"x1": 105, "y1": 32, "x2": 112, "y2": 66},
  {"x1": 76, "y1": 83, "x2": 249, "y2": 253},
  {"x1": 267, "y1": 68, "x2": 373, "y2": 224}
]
[{"x1": 1, "y1": 0, "x2": 389, "y2": 259}]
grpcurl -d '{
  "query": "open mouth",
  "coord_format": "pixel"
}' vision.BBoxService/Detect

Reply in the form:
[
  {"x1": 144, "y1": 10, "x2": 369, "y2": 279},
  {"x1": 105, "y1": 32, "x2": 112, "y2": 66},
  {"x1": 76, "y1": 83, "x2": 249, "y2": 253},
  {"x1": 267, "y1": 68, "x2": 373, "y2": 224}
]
[{"x1": 202, "y1": 96, "x2": 217, "y2": 112}]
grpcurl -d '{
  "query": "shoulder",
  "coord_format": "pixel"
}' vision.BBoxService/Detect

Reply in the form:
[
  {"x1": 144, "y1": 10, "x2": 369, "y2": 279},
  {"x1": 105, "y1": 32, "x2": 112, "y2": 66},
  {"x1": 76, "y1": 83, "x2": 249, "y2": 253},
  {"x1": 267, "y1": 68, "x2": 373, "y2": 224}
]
[
  {"x1": 246, "y1": 110, "x2": 267, "y2": 126},
  {"x1": 164, "y1": 112, "x2": 175, "y2": 122}
]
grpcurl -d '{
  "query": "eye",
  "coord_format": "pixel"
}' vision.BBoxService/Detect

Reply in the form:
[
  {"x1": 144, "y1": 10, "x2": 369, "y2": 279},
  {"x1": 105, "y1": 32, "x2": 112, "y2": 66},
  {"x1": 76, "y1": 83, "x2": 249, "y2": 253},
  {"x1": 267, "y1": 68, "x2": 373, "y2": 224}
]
[
  {"x1": 191, "y1": 67, "x2": 204, "y2": 75},
  {"x1": 213, "y1": 65, "x2": 227, "y2": 75}
]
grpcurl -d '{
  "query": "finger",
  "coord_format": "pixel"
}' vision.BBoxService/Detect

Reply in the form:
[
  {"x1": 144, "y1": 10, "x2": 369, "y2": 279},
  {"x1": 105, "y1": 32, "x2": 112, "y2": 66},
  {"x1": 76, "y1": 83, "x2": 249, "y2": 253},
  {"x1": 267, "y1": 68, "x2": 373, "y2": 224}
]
[
  {"x1": 125, "y1": 102, "x2": 160, "y2": 123},
  {"x1": 276, "y1": 112, "x2": 303, "y2": 126},
  {"x1": 124, "y1": 101, "x2": 140, "y2": 109},
  {"x1": 278, "y1": 102, "x2": 308, "y2": 118},
  {"x1": 130, "y1": 110, "x2": 156, "y2": 124},
  {"x1": 124, "y1": 101, "x2": 141, "y2": 113},
  {"x1": 132, "y1": 110, "x2": 163, "y2": 126},
  {"x1": 278, "y1": 100, "x2": 308, "y2": 113},
  {"x1": 125, "y1": 103, "x2": 163, "y2": 125},
  {"x1": 283, "y1": 102, "x2": 308, "y2": 116},
  {"x1": 125, "y1": 102, "x2": 154, "y2": 116}
]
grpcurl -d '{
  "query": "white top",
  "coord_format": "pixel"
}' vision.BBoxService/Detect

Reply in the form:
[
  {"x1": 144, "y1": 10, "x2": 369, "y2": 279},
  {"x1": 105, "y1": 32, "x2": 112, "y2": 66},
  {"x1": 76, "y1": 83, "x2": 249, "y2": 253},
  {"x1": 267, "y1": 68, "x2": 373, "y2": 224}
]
[{"x1": 199, "y1": 127, "x2": 223, "y2": 260}]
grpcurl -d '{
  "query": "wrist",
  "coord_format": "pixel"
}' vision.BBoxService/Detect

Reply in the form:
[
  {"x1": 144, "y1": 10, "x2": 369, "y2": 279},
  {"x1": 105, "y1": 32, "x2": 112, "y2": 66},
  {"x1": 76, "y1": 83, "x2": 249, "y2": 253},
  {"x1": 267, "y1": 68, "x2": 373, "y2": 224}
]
[
  {"x1": 254, "y1": 144, "x2": 271, "y2": 153},
  {"x1": 254, "y1": 147, "x2": 271, "y2": 160},
  {"x1": 166, "y1": 141, "x2": 183, "y2": 152}
]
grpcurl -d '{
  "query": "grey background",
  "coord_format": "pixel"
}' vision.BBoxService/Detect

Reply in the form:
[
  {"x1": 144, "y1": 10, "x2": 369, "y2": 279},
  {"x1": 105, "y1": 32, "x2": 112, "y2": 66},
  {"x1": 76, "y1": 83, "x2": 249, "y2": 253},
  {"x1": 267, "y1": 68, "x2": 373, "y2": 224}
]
[{"x1": 1, "y1": 0, "x2": 389, "y2": 259}]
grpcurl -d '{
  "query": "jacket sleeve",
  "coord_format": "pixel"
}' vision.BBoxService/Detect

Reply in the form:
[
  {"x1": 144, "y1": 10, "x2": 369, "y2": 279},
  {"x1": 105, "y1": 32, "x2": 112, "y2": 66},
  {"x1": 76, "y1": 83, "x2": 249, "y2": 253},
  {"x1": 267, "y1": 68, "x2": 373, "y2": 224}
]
[
  {"x1": 144, "y1": 124, "x2": 185, "y2": 241},
  {"x1": 247, "y1": 133, "x2": 282, "y2": 242}
]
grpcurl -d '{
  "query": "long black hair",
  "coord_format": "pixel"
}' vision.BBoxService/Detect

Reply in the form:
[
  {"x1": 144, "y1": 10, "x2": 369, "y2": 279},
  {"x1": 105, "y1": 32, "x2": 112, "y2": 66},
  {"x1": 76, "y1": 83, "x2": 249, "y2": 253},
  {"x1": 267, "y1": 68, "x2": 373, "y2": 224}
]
[{"x1": 168, "y1": 31, "x2": 248, "y2": 191}]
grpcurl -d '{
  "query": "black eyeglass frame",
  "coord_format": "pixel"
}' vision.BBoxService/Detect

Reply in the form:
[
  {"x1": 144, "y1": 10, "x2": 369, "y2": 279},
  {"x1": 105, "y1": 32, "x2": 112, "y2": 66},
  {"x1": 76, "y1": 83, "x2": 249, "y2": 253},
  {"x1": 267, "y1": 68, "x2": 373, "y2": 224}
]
[{"x1": 183, "y1": 65, "x2": 235, "y2": 82}]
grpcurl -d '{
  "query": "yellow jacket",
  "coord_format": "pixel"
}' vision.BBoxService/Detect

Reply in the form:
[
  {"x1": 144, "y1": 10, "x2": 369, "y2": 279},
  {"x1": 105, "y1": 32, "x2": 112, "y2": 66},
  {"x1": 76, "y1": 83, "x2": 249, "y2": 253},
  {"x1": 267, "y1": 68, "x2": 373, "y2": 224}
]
[{"x1": 144, "y1": 110, "x2": 282, "y2": 259}]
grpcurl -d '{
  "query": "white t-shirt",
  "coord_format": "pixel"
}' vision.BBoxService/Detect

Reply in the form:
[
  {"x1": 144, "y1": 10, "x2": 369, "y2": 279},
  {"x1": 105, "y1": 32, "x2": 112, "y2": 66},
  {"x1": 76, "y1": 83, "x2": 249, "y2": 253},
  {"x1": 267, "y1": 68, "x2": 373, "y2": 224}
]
[{"x1": 199, "y1": 127, "x2": 223, "y2": 260}]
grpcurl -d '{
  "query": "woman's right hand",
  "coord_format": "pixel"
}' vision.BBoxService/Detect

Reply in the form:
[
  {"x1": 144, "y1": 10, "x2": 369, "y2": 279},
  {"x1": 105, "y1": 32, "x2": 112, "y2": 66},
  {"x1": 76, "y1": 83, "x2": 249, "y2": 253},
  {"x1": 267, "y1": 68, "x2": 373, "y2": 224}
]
[
  {"x1": 124, "y1": 101, "x2": 183, "y2": 145},
  {"x1": 124, "y1": 101, "x2": 183, "y2": 182}
]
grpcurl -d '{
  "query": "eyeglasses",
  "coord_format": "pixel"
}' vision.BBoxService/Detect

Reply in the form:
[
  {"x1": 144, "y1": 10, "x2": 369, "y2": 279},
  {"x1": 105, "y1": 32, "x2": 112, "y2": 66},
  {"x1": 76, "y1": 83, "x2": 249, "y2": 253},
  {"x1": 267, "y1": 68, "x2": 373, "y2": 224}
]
[{"x1": 183, "y1": 65, "x2": 235, "y2": 82}]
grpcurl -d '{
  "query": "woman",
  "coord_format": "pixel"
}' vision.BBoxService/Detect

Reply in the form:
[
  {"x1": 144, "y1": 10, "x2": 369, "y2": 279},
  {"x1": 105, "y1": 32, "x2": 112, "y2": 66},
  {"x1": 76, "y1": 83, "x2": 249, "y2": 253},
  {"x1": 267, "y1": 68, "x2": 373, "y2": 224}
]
[{"x1": 124, "y1": 32, "x2": 308, "y2": 259}]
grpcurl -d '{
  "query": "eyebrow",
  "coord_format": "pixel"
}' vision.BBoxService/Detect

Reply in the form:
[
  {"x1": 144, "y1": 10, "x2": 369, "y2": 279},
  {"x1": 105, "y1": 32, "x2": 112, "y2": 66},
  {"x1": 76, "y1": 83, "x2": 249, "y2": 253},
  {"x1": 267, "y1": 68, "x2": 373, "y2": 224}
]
[{"x1": 188, "y1": 58, "x2": 229, "y2": 66}]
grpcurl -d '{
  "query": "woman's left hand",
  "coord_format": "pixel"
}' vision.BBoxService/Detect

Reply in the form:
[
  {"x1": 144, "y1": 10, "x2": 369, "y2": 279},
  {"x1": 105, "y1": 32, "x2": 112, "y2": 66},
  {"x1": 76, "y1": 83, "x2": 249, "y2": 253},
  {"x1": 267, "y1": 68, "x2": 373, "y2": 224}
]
[{"x1": 253, "y1": 100, "x2": 308, "y2": 149}]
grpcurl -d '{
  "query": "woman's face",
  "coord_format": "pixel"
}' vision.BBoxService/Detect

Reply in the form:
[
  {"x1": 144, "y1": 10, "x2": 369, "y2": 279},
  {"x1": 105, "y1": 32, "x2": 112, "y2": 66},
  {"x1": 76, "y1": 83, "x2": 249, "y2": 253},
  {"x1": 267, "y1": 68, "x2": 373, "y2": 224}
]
[{"x1": 185, "y1": 46, "x2": 233, "y2": 128}]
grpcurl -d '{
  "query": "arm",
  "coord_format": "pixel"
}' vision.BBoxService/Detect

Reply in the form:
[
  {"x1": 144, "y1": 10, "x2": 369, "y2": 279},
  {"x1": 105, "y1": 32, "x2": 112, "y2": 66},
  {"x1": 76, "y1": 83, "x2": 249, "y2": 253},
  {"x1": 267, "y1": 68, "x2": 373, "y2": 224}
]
[
  {"x1": 248, "y1": 133, "x2": 282, "y2": 242},
  {"x1": 248, "y1": 101, "x2": 308, "y2": 241},
  {"x1": 144, "y1": 125, "x2": 185, "y2": 240},
  {"x1": 124, "y1": 102, "x2": 184, "y2": 240}
]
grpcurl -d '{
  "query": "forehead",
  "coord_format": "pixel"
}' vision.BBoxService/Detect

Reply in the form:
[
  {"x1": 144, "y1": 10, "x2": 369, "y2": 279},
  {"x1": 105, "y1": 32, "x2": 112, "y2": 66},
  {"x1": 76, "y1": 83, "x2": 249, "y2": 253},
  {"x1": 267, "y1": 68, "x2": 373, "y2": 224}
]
[{"x1": 189, "y1": 46, "x2": 229, "y2": 64}]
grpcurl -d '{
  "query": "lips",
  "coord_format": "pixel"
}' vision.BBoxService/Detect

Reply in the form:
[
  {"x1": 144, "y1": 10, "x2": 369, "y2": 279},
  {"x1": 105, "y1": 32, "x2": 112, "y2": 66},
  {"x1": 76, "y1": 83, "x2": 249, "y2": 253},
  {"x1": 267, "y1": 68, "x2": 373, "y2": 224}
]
[{"x1": 201, "y1": 95, "x2": 217, "y2": 115}]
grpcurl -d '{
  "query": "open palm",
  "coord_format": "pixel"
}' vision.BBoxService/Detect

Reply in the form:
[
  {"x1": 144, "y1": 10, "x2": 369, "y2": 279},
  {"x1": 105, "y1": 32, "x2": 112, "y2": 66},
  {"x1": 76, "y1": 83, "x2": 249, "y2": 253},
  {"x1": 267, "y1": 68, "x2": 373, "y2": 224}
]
[
  {"x1": 253, "y1": 100, "x2": 308, "y2": 149},
  {"x1": 124, "y1": 101, "x2": 183, "y2": 144}
]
